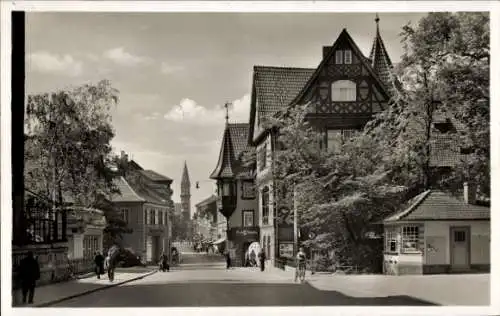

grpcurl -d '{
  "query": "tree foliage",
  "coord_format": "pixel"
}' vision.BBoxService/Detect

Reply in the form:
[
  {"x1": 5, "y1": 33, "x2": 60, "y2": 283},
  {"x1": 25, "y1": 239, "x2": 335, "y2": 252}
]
[
  {"x1": 271, "y1": 12, "x2": 489, "y2": 271},
  {"x1": 25, "y1": 80, "x2": 120, "y2": 206}
]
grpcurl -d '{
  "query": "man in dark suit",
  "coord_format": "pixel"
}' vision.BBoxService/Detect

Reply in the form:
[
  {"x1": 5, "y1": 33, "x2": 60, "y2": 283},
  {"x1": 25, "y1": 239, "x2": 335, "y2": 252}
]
[{"x1": 19, "y1": 251, "x2": 40, "y2": 304}]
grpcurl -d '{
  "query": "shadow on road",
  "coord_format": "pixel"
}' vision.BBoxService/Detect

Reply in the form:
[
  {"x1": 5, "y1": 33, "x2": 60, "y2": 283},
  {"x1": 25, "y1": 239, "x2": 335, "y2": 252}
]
[{"x1": 46, "y1": 281, "x2": 438, "y2": 307}]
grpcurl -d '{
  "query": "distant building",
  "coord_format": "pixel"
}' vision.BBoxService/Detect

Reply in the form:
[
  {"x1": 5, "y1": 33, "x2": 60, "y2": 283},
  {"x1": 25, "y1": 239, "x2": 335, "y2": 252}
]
[
  {"x1": 174, "y1": 203, "x2": 182, "y2": 216},
  {"x1": 109, "y1": 153, "x2": 174, "y2": 264},
  {"x1": 181, "y1": 161, "x2": 191, "y2": 221},
  {"x1": 194, "y1": 195, "x2": 218, "y2": 241}
]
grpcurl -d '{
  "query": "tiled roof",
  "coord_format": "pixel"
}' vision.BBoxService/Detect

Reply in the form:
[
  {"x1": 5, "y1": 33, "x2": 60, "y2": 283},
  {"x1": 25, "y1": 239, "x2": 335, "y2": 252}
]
[
  {"x1": 228, "y1": 123, "x2": 250, "y2": 158},
  {"x1": 384, "y1": 190, "x2": 490, "y2": 222},
  {"x1": 210, "y1": 126, "x2": 235, "y2": 179},
  {"x1": 195, "y1": 195, "x2": 218, "y2": 208},
  {"x1": 110, "y1": 176, "x2": 145, "y2": 203},
  {"x1": 369, "y1": 23, "x2": 393, "y2": 89},
  {"x1": 210, "y1": 123, "x2": 253, "y2": 179},
  {"x1": 254, "y1": 66, "x2": 315, "y2": 121},
  {"x1": 139, "y1": 169, "x2": 172, "y2": 182}
]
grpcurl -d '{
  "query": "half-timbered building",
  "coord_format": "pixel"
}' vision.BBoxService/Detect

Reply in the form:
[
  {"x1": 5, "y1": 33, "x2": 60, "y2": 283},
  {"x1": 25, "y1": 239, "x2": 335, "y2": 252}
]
[{"x1": 247, "y1": 17, "x2": 463, "y2": 267}]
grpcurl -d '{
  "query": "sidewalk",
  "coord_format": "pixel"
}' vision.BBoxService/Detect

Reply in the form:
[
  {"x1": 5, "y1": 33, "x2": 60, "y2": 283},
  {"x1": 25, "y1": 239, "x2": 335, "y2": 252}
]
[
  {"x1": 264, "y1": 265, "x2": 489, "y2": 305},
  {"x1": 307, "y1": 273, "x2": 490, "y2": 306},
  {"x1": 13, "y1": 269, "x2": 157, "y2": 307}
]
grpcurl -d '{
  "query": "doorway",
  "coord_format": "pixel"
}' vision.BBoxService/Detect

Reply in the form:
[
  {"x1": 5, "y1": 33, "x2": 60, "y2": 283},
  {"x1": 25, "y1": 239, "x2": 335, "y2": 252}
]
[
  {"x1": 152, "y1": 236, "x2": 161, "y2": 263},
  {"x1": 450, "y1": 226, "x2": 470, "y2": 271}
]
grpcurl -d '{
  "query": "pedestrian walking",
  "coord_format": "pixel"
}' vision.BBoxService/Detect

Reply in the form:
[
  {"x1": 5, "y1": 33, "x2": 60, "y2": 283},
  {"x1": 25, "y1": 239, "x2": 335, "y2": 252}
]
[
  {"x1": 159, "y1": 253, "x2": 169, "y2": 272},
  {"x1": 295, "y1": 247, "x2": 307, "y2": 283},
  {"x1": 106, "y1": 244, "x2": 120, "y2": 282},
  {"x1": 94, "y1": 251, "x2": 105, "y2": 279},
  {"x1": 249, "y1": 249, "x2": 257, "y2": 267},
  {"x1": 18, "y1": 251, "x2": 40, "y2": 304},
  {"x1": 258, "y1": 249, "x2": 266, "y2": 272},
  {"x1": 225, "y1": 250, "x2": 232, "y2": 269}
]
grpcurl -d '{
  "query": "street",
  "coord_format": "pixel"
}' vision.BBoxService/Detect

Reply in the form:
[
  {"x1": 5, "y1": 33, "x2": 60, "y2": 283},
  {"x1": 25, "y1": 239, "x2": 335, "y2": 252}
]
[{"x1": 51, "y1": 253, "x2": 436, "y2": 307}]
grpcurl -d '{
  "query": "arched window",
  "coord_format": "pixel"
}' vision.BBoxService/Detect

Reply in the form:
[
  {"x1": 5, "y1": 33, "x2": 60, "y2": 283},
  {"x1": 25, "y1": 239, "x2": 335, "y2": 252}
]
[
  {"x1": 331, "y1": 80, "x2": 357, "y2": 101},
  {"x1": 261, "y1": 186, "x2": 270, "y2": 225}
]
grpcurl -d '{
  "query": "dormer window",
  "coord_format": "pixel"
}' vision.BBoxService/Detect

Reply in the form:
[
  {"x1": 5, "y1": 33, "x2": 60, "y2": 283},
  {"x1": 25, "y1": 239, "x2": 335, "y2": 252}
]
[
  {"x1": 335, "y1": 50, "x2": 343, "y2": 64},
  {"x1": 344, "y1": 50, "x2": 352, "y2": 64},
  {"x1": 332, "y1": 80, "x2": 357, "y2": 101},
  {"x1": 335, "y1": 50, "x2": 352, "y2": 64}
]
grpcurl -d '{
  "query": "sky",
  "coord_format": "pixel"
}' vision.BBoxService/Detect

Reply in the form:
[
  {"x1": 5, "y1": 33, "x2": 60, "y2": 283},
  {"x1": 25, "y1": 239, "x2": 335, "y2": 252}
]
[{"x1": 25, "y1": 12, "x2": 427, "y2": 216}]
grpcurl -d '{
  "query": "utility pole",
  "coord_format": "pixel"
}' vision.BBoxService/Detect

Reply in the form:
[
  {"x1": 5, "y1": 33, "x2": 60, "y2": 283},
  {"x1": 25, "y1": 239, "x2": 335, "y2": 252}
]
[{"x1": 293, "y1": 183, "x2": 298, "y2": 256}]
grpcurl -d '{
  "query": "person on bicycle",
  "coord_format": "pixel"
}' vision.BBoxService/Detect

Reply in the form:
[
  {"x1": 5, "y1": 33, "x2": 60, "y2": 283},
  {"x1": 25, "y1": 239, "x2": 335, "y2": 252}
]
[{"x1": 295, "y1": 247, "x2": 307, "y2": 283}]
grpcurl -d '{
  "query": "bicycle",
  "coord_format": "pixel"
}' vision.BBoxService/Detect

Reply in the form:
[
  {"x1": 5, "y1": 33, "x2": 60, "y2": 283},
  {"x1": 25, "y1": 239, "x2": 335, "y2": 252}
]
[{"x1": 295, "y1": 262, "x2": 306, "y2": 283}]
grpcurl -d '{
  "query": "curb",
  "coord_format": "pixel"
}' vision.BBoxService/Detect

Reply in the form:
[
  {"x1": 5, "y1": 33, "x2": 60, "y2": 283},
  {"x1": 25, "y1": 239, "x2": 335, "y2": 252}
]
[{"x1": 33, "y1": 270, "x2": 157, "y2": 307}]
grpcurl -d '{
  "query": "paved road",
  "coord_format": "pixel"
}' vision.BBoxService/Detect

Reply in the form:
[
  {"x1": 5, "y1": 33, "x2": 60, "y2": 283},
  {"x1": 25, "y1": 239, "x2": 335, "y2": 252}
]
[{"x1": 52, "y1": 254, "x2": 436, "y2": 307}]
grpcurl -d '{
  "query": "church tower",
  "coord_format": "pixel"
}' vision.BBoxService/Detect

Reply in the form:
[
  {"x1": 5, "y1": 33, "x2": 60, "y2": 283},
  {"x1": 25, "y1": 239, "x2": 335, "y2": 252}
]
[{"x1": 180, "y1": 161, "x2": 191, "y2": 222}]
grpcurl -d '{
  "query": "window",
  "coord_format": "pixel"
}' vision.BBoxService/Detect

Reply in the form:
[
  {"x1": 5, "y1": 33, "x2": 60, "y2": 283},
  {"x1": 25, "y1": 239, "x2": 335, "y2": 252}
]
[
  {"x1": 262, "y1": 187, "x2": 270, "y2": 225},
  {"x1": 335, "y1": 50, "x2": 343, "y2": 64},
  {"x1": 385, "y1": 228, "x2": 398, "y2": 253},
  {"x1": 159, "y1": 210, "x2": 163, "y2": 225},
  {"x1": 119, "y1": 209, "x2": 129, "y2": 223},
  {"x1": 164, "y1": 212, "x2": 168, "y2": 226},
  {"x1": 344, "y1": 50, "x2": 352, "y2": 64},
  {"x1": 222, "y1": 183, "x2": 232, "y2": 196},
  {"x1": 242, "y1": 181, "x2": 256, "y2": 199},
  {"x1": 258, "y1": 143, "x2": 267, "y2": 171},
  {"x1": 331, "y1": 80, "x2": 357, "y2": 101},
  {"x1": 154, "y1": 209, "x2": 159, "y2": 225},
  {"x1": 145, "y1": 208, "x2": 151, "y2": 225},
  {"x1": 243, "y1": 210, "x2": 254, "y2": 227},
  {"x1": 402, "y1": 226, "x2": 420, "y2": 252},
  {"x1": 454, "y1": 231, "x2": 466, "y2": 242}
]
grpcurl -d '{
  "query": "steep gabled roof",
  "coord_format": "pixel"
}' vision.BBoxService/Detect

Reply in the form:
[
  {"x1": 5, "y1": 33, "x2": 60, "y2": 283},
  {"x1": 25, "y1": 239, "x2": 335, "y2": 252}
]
[
  {"x1": 291, "y1": 28, "x2": 391, "y2": 107},
  {"x1": 384, "y1": 190, "x2": 490, "y2": 222},
  {"x1": 139, "y1": 169, "x2": 173, "y2": 183},
  {"x1": 110, "y1": 176, "x2": 145, "y2": 203},
  {"x1": 210, "y1": 123, "x2": 251, "y2": 179},
  {"x1": 254, "y1": 66, "x2": 315, "y2": 120},
  {"x1": 210, "y1": 124, "x2": 236, "y2": 179}
]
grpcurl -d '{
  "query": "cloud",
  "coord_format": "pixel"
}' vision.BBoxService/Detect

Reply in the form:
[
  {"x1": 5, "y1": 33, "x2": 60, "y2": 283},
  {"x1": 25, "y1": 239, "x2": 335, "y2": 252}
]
[
  {"x1": 163, "y1": 94, "x2": 250, "y2": 126},
  {"x1": 103, "y1": 47, "x2": 151, "y2": 66},
  {"x1": 160, "y1": 62, "x2": 184, "y2": 74},
  {"x1": 28, "y1": 51, "x2": 83, "y2": 77},
  {"x1": 142, "y1": 112, "x2": 161, "y2": 120}
]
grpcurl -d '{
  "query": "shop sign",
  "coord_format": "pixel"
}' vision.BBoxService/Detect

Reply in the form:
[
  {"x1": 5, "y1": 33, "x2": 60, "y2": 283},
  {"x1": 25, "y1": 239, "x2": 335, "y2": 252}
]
[
  {"x1": 230, "y1": 227, "x2": 259, "y2": 240},
  {"x1": 279, "y1": 243, "x2": 294, "y2": 258},
  {"x1": 149, "y1": 228, "x2": 163, "y2": 234}
]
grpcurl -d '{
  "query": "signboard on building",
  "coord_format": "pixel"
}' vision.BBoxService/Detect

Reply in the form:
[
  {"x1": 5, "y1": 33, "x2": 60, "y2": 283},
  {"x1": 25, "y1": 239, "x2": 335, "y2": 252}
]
[
  {"x1": 149, "y1": 228, "x2": 163, "y2": 235},
  {"x1": 278, "y1": 225, "x2": 293, "y2": 241},
  {"x1": 279, "y1": 243, "x2": 294, "y2": 258},
  {"x1": 229, "y1": 227, "x2": 259, "y2": 241}
]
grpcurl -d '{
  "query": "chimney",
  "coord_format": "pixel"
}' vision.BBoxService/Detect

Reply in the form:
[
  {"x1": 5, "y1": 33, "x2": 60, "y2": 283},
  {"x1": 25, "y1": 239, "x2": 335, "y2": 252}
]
[
  {"x1": 323, "y1": 46, "x2": 332, "y2": 59},
  {"x1": 463, "y1": 182, "x2": 477, "y2": 205}
]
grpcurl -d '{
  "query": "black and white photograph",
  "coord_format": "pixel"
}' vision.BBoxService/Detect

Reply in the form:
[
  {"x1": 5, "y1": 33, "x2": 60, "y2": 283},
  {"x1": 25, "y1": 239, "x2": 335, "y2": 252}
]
[{"x1": 1, "y1": 1, "x2": 497, "y2": 313}]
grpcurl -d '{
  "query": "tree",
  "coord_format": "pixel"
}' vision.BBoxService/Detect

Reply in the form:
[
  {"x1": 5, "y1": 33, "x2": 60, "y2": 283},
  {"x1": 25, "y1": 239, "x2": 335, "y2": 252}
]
[
  {"x1": 366, "y1": 12, "x2": 490, "y2": 195},
  {"x1": 269, "y1": 105, "x2": 406, "y2": 272},
  {"x1": 25, "y1": 80, "x2": 120, "y2": 206}
]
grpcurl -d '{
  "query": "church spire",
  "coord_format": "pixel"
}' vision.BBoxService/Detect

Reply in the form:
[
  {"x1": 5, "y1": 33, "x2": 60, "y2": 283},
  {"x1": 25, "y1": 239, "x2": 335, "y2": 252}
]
[
  {"x1": 369, "y1": 13, "x2": 393, "y2": 88},
  {"x1": 181, "y1": 161, "x2": 190, "y2": 187}
]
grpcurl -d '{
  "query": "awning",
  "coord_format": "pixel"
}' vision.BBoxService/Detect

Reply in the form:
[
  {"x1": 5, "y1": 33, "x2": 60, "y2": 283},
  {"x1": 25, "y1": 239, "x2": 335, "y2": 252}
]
[{"x1": 212, "y1": 237, "x2": 226, "y2": 245}]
